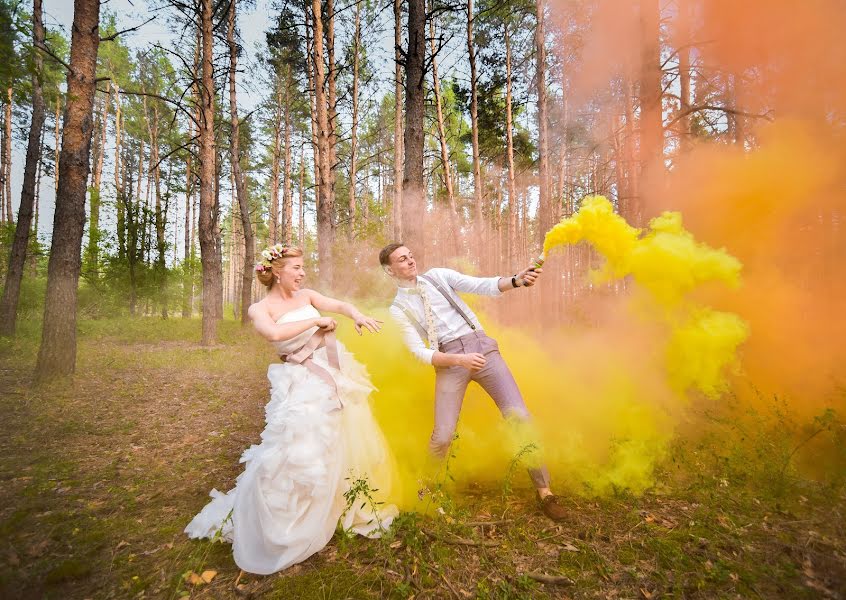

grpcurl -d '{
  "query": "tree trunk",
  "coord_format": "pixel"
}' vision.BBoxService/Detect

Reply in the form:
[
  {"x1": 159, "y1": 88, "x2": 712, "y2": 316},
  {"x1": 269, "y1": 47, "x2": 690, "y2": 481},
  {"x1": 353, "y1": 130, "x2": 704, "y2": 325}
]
[
  {"x1": 403, "y1": 0, "x2": 426, "y2": 260},
  {"x1": 676, "y1": 0, "x2": 691, "y2": 153},
  {"x1": 392, "y1": 0, "x2": 403, "y2": 240},
  {"x1": 638, "y1": 0, "x2": 662, "y2": 227},
  {"x1": 0, "y1": 0, "x2": 46, "y2": 336},
  {"x1": 305, "y1": 8, "x2": 320, "y2": 229},
  {"x1": 85, "y1": 88, "x2": 111, "y2": 279},
  {"x1": 198, "y1": 0, "x2": 222, "y2": 344},
  {"x1": 467, "y1": 0, "x2": 483, "y2": 239},
  {"x1": 299, "y1": 145, "x2": 305, "y2": 245},
  {"x1": 504, "y1": 24, "x2": 517, "y2": 265},
  {"x1": 182, "y1": 114, "x2": 194, "y2": 318},
  {"x1": 535, "y1": 0, "x2": 551, "y2": 240},
  {"x1": 3, "y1": 87, "x2": 12, "y2": 223},
  {"x1": 227, "y1": 0, "x2": 254, "y2": 324},
  {"x1": 269, "y1": 83, "x2": 282, "y2": 243},
  {"x1": 312, "y1": 0, "x2": 334, "y2": 287},
  {"x1": 35, "y1": 0, "x2": 101, "y2": 381},
  {"x1": 325, "y1": 0, "x2": 338, "y2": 231},
  {"x1": 282, "y1": 66, "x2": 293, "y2": 245},
  {"x1": 430, "y1": 14, "x2": 457, "y2": 240},
  {"x1": 348, "y1": 0, "x2": 361, "y2": 240}
]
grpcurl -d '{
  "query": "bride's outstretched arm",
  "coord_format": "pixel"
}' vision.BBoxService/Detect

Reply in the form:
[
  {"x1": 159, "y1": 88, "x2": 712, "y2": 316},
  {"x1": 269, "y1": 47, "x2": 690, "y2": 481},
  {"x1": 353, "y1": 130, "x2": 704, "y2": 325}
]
[
  {"x1": 248, "y1": 304, "x2": 335, "y2": 342},
  {"x1": 305, "y1": 290, "x2": 382, "y2": 335}
]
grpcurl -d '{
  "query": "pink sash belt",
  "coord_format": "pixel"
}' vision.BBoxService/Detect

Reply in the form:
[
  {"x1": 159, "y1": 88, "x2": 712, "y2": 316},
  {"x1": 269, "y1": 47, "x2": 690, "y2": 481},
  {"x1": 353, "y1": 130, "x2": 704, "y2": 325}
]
[{"x1": 280, "y1": 329, "x2": 343, "y2": 410}]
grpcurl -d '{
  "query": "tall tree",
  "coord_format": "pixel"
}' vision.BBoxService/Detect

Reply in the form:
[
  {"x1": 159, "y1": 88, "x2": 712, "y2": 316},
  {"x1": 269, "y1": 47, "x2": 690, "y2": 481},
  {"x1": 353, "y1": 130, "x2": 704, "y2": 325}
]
[
  {"x1": 403, "y1": 0, "x2": 426, "y2": 260},
  {"x1": 535, "y1": 0, "x2": 552, "y2": 239},
  {"x1": 35, "y1": 0, "x2": 101, "y2": 380},
  {"x1": 467, "y1": 0, "x2": 483, "y2": 237},
  {"x1": 348, "y1": 0, "x2": 361, "y2": 238},
  {"x1": 0, "y1": 0, "x2": 46, "y2": 336},
  {"x1": 392, "y1": 0, "x2": 403, "y2": 239},
  {"x1": 227, "y1": 0, "x2": 254, "y2": 324},
  {"x1": 198, "y1": 0, "x2": 222, "y2": 344},
  {"x1": 430, "y1": 13, "x2": 457, "y2": 235},
  {"x1": 637, "y1": 0, "x2": 662, "y2": 226},
  {"x1": 311, "y1": 0, "x2": 334, "y2": 286}
]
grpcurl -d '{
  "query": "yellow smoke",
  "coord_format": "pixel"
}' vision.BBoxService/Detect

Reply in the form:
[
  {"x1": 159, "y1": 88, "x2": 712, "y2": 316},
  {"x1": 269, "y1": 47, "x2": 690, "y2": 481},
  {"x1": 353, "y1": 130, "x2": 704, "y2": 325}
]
[
  {"x1": 335, "y1": 199, "x2": 748, "y2": 505},
  {"x1": 543, "y1": 196, "x2": 749, "y2": 398}
]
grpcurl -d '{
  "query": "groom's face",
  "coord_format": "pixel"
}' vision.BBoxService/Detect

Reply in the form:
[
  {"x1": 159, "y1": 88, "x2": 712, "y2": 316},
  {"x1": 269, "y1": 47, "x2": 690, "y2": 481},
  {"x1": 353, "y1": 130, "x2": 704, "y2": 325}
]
[{"x1": 386, "y1": 246, "x2": 417, "y2": 280}]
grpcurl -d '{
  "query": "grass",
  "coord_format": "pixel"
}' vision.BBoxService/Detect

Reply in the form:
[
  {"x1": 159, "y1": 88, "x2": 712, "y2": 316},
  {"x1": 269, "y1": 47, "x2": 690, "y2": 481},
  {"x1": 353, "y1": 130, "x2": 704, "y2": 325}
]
[{"x1": 0, "y1": 316, "x2": 844, "y2": 598}]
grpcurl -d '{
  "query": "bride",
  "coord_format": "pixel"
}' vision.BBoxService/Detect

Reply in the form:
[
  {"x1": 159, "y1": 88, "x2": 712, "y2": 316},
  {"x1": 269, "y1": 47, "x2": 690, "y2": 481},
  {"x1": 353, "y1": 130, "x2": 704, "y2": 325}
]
[{"x1": 185, "y1": 244, "x2": 399, "y2": 575}]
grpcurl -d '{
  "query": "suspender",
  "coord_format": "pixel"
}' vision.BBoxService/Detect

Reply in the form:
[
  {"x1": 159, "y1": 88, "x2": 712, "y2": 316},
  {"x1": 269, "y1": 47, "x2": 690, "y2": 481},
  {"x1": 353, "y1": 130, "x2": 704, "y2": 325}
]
[
  {"x1": 419, "y1": 274, "x2": 477, "y2": 332},
  {"x1": 392, "y1": 274, "x2": 478, "y2": 348},
  {"x1": 391, "y1": 301, "x2": 429, "y2": 345}
]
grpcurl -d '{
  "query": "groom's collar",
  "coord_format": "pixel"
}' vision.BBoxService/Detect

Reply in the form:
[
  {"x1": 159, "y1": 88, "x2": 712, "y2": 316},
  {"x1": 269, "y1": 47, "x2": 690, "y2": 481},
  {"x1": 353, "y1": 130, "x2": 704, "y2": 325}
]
[{"x1": 395, "y1": 276, "x2": 420, "y2": 294}]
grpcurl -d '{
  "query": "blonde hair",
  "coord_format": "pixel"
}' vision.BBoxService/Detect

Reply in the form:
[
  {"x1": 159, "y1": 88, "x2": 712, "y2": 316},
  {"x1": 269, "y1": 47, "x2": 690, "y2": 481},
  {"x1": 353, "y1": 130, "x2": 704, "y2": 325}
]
[{"x1": 255, "y1": 245, "x2": 304, "y2": 289}]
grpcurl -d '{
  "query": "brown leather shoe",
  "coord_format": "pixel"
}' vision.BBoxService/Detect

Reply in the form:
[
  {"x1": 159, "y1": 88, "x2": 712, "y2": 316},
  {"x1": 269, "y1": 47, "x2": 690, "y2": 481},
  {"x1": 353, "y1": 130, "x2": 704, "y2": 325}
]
[{"x1": 540, "y1": 494, "x2": 568, "y2": 521}]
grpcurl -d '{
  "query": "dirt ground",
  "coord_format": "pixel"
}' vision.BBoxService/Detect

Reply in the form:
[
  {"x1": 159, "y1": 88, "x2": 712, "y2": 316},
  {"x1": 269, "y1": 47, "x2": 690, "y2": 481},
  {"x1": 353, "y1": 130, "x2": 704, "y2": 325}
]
[{"x1": 1, "y1": 318, "x2": 844, "y2": 599}]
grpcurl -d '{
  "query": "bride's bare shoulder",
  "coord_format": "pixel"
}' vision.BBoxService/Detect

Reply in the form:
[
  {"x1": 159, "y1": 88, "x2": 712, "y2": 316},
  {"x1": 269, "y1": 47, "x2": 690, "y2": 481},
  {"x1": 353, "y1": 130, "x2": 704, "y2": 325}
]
[{"x1": 248, "y1": 299, "x2": 271, "y2": 319}]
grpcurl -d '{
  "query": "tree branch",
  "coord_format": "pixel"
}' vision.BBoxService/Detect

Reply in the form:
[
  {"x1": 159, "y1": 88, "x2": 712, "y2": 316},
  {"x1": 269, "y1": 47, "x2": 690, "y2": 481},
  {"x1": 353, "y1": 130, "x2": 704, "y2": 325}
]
[{"x1": 100, "y1": 15, "x2": 157, "y2": 42}]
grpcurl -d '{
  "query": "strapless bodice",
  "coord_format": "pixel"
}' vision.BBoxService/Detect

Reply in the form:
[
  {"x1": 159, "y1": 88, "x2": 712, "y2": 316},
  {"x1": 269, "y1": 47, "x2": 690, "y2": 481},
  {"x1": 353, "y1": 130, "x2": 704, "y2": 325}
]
[{"x1": 273, "y1": 304, "x2": 321, "y2": 355}]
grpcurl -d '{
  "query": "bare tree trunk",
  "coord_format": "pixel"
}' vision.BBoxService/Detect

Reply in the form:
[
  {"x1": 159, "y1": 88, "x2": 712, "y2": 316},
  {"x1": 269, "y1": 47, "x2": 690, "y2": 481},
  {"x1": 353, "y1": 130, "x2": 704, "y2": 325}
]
[
  {"x1": 305, "y1": 8, "x2": 320, "y2": 227},
  {"x1": 269, "y1": 83, "x2": 282, "y2": 243},
  {"x1": 35, "y1": 0, "x2": 101, "y2": 381},
  {"x1": 299, "y1": 145, "x2": 305, "y2": 245},
  {"x1": 326, "y1": 0, "x2": 338, "y2": 231},
  {"x1": 676, "y1": 0, "x2": 691, "y2": 154},
  {"x1": 467, "y1": 0, "x2": 483, "y2": 239},
  {"x1": 3, "y1": 87, "x2": 12, "y2": 223},
  {"x1": 282, "y1": 66, "x2": 293, "y2": 245},
  {"x1": 0, "y1": 0, "x2": 46, "y2": 336},
  {"x1": 85, "y1": 88, "x2": 111, "y2": 278},
  {"x1": 227, "y1": 0, "x2": 254, "y2": 324},
  {"x1": 182, "y1": 112, "x2": 194, "y2": 318},
  {"x1": 638, "y1": 0, "x2": 662, "y2": 227},
  {"x1": 312, "y1": 0, "x2": 334, "y2": 287},
  {"x1": 392, "y1": 0, "x2": 403, "y2": 240},
  {"x1": 504, "y1": 23, "x2": 517, "y2": 265},
  {"x1": 535, "y1": 0, "x2": 551, "y2": 240},
  {"x1": 199, "y1": 0, "x2": 222, "y2": 344},
  {"x1": 403, "y1": 0, "x2": 426, "y2": 260},
  {"x1": 348, "y1": 0, "x2": 361, "y2": 240},
  {"x1": 430, "y1": 13, "x2": 457, "y2": 240}
]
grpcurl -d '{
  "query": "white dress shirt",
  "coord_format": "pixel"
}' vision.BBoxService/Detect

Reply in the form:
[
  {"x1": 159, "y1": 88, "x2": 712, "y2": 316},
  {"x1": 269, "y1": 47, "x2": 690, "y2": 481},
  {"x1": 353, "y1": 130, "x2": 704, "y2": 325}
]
[{"x1": 389, "y1": 268, "x2": 502, "y2": 364}]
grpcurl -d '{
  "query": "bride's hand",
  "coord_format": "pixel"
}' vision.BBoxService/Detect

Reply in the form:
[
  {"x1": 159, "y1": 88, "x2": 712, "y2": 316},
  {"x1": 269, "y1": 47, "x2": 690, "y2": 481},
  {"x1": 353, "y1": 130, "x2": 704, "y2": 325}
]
[
  {"x1": 353, "y1": 313, "x2": 384, "y2": 335},
  {"x1": 315, "y1": 317, "x2": 338, "y2": 331}
]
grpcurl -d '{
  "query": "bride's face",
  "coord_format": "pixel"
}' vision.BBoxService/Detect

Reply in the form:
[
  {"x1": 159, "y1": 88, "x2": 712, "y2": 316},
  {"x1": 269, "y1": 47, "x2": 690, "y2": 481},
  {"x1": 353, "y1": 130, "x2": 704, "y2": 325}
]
[{"x1": 275, "y1": 258, "x2": 306, "y2": 291}]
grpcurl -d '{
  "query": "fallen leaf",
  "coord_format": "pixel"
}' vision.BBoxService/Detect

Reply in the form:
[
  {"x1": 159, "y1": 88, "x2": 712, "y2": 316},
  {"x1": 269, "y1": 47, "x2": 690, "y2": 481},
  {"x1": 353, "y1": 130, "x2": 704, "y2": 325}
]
[
  {"x1": 26, "y1": 540, "x2": 49, "y2": 557},
  {"x1": 200, "y1": 570, "x2": 217, "y2": 583},
  {"x1": 640, "y1": 588, "x2": 653, "y2": 599},
  {"x1": 184, "y1": 571, "x2": 205, "y2": 586},
  {"x1": 115, "y1": 540, "x2": 130, "y2": 550},
  {"x1": 560, "y1": 542, "x2": 580, "y2": 552},
  {"x1": 389, "y1": 540, "x2": 403, "y2": 549}
]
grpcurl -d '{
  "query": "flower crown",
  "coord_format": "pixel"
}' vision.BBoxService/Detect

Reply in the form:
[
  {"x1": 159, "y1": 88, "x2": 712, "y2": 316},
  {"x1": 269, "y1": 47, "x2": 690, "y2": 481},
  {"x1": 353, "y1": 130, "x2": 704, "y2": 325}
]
[{"x1": 255, "y1": 243, "x2": 290, "y2": 272}]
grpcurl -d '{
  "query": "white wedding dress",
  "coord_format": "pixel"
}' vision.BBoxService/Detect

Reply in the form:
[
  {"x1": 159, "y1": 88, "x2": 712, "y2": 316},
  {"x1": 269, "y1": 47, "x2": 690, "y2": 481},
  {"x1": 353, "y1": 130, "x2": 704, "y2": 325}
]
[{"x1": 185, "y1": 304, "x2": 399, "y2": 575}]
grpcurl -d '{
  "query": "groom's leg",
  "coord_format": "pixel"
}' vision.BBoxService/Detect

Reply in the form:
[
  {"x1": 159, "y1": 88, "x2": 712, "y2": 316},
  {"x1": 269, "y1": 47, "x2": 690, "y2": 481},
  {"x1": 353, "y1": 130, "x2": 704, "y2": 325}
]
[
  {"x1": 472, "y1": 334, "x2": 551, "y2": 489},
  {"x1": 431, "y1": 364, "x2": 472, "y2": 458}
]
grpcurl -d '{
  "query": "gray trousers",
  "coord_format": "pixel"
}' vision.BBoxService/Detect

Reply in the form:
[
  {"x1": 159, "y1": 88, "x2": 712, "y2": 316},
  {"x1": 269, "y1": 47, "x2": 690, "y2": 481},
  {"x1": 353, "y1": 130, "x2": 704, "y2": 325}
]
[{"x1": 432, "y1": 330, "x2": 551, "y2": 489}]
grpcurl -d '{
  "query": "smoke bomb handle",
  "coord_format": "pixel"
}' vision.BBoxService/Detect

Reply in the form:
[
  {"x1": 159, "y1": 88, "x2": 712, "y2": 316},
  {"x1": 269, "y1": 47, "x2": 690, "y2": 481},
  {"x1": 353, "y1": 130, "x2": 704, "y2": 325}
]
[{"x1": 529, "y1": 255, "x2": 545, "y2": 272}]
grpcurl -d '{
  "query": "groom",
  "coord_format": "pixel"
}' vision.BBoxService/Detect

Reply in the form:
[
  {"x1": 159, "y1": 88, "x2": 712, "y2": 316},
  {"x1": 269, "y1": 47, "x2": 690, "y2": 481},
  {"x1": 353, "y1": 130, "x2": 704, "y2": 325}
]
[{"x1": 379, "y1": 243, "x2": 567, "y2": 521}]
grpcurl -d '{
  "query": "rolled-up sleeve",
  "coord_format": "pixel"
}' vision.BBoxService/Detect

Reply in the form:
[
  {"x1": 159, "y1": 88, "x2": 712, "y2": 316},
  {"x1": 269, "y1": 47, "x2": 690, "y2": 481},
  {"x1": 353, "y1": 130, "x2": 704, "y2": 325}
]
[
  {"x1": 437, "y1": 268, "x2": 502, "y2": 297},
  {"x1": 389, "y1": 304, "x2": 435, "y2": 365}
]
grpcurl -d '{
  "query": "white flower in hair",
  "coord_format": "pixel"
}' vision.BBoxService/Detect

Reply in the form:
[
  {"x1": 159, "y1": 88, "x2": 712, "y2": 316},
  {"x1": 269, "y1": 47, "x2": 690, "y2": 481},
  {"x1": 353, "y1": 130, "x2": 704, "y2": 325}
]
[{"x1": 261, "y1": 249, "x2": 273, "y2": 261}]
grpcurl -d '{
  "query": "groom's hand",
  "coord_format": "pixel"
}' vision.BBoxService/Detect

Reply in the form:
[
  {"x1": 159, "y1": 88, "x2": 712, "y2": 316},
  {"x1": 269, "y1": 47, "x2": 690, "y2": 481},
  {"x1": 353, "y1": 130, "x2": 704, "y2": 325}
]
[
  {"x1": 516, "y1": 265, "x2": 543, "y2": 287},
  {"x1": 458, "y1": 353, "x2": 487, "y2": 372}
]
